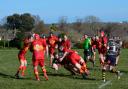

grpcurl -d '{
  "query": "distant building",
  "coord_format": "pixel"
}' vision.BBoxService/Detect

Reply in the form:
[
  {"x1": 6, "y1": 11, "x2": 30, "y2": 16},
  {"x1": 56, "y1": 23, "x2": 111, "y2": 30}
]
[{"x1": 0, "y1": 29, "x2": 16, "y2": 41}]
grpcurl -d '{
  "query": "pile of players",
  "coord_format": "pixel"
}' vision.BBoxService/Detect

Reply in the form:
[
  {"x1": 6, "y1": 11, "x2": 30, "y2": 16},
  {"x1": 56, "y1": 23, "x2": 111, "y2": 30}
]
[{"x1": 15, "y1": 31, "x2": 122, "y2": 82}]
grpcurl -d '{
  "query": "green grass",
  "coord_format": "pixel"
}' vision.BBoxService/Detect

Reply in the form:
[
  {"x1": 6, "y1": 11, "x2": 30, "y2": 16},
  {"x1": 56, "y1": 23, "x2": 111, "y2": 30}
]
[{"x1": 0, "y1": 49, "x2": 128, "y2": 89}]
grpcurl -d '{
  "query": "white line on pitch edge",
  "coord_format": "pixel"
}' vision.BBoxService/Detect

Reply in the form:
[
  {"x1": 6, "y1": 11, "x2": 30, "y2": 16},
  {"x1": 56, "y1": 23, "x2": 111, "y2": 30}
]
[
  {"x1": 98, "y1": 80, "x2": 111, "y2": 89},
  {"x1": 98, "y1": 72, "x2": 124, "y2": 89}
]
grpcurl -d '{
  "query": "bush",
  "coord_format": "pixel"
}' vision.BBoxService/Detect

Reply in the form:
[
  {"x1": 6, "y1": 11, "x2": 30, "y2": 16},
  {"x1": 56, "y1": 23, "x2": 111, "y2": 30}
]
[
  {"x1": 9, "y1": 38, "x2": 24, "y2": 49},
  {"x1": 122, "y1": 41, "x2": 128, "y2": 48},
  {"x1": 0, "y1": 40, "x2": 9, "y2": 48},
  {"x1": 122, "y1": 36, "x2": 128, "y2": 48}
]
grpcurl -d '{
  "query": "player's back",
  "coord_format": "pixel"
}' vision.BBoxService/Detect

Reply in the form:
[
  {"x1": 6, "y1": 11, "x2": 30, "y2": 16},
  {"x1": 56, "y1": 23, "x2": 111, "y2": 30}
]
[{"x1": 107, "y1": 41, "x2": 118, "y2": 56}]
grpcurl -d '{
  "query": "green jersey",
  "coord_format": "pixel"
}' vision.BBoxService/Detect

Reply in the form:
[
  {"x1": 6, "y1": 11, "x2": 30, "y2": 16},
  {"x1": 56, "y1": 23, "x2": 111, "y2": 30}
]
[{"x1": 83, "y1": 38, "x2": 91, "y2": 50}]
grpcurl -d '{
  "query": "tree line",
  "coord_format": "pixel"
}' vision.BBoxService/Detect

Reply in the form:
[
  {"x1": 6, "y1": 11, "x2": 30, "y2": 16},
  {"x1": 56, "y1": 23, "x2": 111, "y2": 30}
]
[{"x1": 0, "y1": 13, "x2": 128, "y2": 48}]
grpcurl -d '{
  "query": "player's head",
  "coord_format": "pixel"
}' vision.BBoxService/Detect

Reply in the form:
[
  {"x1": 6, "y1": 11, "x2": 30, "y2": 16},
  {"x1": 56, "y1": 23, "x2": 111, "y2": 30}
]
[
  {"x1": 50, "y1": 32, "x2": 53, "y2": 37},
  {"x1": 41, "y1": 34, "x2": 46, "y2": 39},
  {"x1": 34, "y1": 34, "x2": 40, "y2": 40},
  {"x1": 83, "y1": 34, "x2": 88, "y2": 39},
  {"x1": 100, "y1": 31, "x2": 105, "y2": 37},
  {"x1": 95, "y1": 36, "x2": 99, "y2": 40},
  {"x1": 92, "y1": 36, "x2": 96, "y2": 40},
  {"x1": 64, "y1": 34, "x2": 68, "y2": 41},
  {"x1": 58, "y1": 36, "x2": 62, "y2": 42}
]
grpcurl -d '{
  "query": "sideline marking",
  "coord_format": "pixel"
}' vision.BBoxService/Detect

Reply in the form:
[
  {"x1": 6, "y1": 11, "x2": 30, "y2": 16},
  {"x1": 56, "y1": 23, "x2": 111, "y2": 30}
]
[
  {"x1": 98, "y1": 72, "x2": 124, "y2": 89},
  {"x1": 99, "y1": 80, "x2": 111, "y2": 89}
]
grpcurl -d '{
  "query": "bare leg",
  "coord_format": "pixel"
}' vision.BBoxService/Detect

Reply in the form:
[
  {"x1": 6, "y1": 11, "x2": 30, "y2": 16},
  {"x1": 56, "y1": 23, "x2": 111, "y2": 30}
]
[{"x1": 41, "y1": 66, "x2": 48, "y2": 80}]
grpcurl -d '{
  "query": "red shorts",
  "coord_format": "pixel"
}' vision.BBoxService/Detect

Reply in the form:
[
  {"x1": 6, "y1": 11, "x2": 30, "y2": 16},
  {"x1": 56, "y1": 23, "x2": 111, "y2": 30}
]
[
  {"x1": 67, "y1": 53, "x2": 81, "y2": 65},
  {"x1": 32, "y1": 59, "x2": 44, "y2": 67},
  {"x1": 18, "y1": 54, "x2": 26, "y2": 61}
]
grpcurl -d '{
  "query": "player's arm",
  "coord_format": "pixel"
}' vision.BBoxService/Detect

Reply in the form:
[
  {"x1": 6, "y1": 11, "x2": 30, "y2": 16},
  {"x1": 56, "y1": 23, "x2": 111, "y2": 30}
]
[
  {"x1": 59, "y1": 52, "x2": 68, "y2": 62},
  {"x1": 46, "y1": 45, "x2": 49, "y2": 57},
  {"x1": 103, "y1": 37, "x2": 108, "y2": 47},
  {"x1": 55, "y1": 42, "x2": 58, "y2": 49},
  {"x1": 55, "y1": 36, "x2": 59, "y2": 49},
  {"x1": 44, "y1": 40, "x2": 49, "y2": 57}
]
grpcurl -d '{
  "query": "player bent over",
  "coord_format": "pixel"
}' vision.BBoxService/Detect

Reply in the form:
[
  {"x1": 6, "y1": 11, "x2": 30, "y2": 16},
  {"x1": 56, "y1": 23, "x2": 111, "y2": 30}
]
[
  {"x1": 52, "y1": 52, "x2": 62, "y2": 71},
  {"x1": 59, "y1": 46, "x2": 89, "y2": 78},
  {"x1": 15, "y1": 37, "x2": 30, "y2": 78},
  {"x1": 31, "y1": 34, "x2": 48, "y2": 81},
  {"x1": 102, "y1": 41, "x2": 120, "y2": 82}
]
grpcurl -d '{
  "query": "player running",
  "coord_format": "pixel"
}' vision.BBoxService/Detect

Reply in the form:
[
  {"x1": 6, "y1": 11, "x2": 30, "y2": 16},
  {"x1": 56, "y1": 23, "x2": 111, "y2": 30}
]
[
  {"x1": 47, "y1": 32, "x2": 58, "y2": 66},
  {"x1": 30, "y1": 34, "x2": 48, "y2": 81},
  {"x1": 97, "y1": 31, "x2": 108, "y2": 66},
  {"x1": 83, "y1": 35, "x2": 94, "y2": 67},
  {"x1": 102, "y1": 39, "x2": 121, "y2": 82},
  {"x1": 15, "y1": 37, "x2": 30, "y2": 78}
]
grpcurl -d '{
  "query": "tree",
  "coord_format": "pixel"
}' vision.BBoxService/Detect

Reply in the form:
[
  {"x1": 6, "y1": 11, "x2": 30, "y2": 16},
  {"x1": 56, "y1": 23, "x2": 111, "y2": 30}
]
[
  {"x1": 84, "y1": 16, "x2": 101, "y2": 35},
  {"x1": 58, "y1": 16, "x2": 68, "y2": 31},
  {"x1": 33, "y1": 21, "x2": 46, "y2": 34},
  {"x1": 20, "y1": 13, "x2": 35, "y2": 31},
  {"x1": 84, "y1": 16, "x2": 100, "y2": 23},
  {"x1": 6, "y1": 13, "x2": 35, "y2": 48},
  {"x1": 73, "y1": 18, "x2": 83, "y2": 32},
  {"x1": 33, "y1": 15, "x2": 41, "y2": 25},
  {"x1": 6, "y1": 13, "x2": 35, "y2": 32},
  {"x1": 50, "y1": 23, "x2": 57, "y2": 32},
  {"x1": 6, "y1": 13, "x2": 21, "y2": 29}
]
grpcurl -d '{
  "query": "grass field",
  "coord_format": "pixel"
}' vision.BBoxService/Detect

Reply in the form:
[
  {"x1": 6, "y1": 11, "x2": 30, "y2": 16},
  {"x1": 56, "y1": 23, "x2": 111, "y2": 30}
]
[{"x1": 0, "y1": 48, "x2": 128, "y2": 89}]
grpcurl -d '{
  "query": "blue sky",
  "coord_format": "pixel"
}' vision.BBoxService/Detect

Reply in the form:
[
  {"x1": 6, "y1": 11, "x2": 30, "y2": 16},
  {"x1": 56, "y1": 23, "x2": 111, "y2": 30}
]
[{"x1": 0, "y1": 0, "x2": 128, "y2": 23}]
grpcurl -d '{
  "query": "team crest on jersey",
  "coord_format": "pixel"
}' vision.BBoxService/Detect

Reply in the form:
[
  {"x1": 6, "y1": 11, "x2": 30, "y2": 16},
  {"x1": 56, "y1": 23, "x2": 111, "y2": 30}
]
[
  {"x1": 50, "y1": 40, "x2": 55, "y2": 45},
  {"x1": 33, "y1": 44, "x2": 43, "y2": 51}
]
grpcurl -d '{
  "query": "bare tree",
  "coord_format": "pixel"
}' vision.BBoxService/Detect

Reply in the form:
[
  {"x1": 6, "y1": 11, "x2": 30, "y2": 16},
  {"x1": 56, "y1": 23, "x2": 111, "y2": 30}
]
[
  {"x1": 73, "y1": 18, "x2": 83, "y2": 33},
  {"x1": 84, "y1": 16, "x2": 101, "y2": 35},
  {"x1": 58, "y1": 16, "x2": 68, "y2": 31}
]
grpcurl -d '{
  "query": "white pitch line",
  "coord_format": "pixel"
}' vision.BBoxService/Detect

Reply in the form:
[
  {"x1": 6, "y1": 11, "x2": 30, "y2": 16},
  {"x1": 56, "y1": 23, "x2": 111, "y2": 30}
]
[
  {"x1": 98, "y1": 72, "x2": 124, "y2": 89},
  {"x1": 98, "y1": 80, "x2": 111, "y2": 89},
  {"x1": 80, "y1": 83, "x2": 98, "y2": 85}
]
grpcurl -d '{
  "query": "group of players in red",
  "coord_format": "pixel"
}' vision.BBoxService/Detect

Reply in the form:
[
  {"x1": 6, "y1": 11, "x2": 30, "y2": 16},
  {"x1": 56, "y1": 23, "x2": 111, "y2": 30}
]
[
  {"x1": 82, "y1": 31, "x2": 121, "y2": 82},
  {"x1": 15, "y1": 31, "x2": 121, "y2": 82}
]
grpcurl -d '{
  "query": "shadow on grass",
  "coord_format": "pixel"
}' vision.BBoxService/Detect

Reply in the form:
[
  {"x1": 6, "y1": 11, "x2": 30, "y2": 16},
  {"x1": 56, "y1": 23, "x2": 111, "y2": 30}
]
[
  {"x1": 46, "y1": 71, "x2": 71, "y2": 77},
  {"x1": 72, "y1": 77, "x2": 98, "y2": 81},
  {"x1": 0, "y1": 72, "x2": 32, "y2": 80},
  {"x1": 0, "y1": 72, "x2": 15, "y2": 79},
  {"x1": 44, "y1": 71, "x2": 97, "y2": 81}
]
